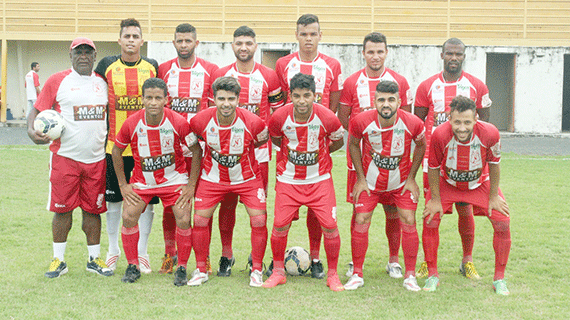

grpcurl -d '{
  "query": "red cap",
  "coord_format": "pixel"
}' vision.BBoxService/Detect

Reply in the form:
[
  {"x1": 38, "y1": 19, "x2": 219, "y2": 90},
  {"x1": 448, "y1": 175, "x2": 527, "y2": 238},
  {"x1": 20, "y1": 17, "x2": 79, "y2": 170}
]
[{"x1": 70, "y1": 37, "x2": 96, "y2": 51}]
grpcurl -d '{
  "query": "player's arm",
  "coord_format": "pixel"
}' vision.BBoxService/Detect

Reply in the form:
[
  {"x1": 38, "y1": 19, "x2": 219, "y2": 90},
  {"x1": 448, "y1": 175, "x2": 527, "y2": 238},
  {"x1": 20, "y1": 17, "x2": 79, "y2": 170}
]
[
  {"x1": 423, "y1": 166, "x2": 443, "y2": 224},
  {"x1": 112, "y1": 144, "x2": 142, "y2": 206},
  {"x1": 402, "y1": 134, "x2": 426, "y2": 200},
  {"x1": 26, "y1": 108, "x2": 51, "y2": 144},
  {"x1": 329, "y1": 90, "x2": 341, "y2": 114},
  {"x1": 349, "y1": 134, "x2": 370, "y2": 203},
  {"x1": 329, "y1": 136, "x2": 344, "y2": 153},
  {"x1": 175, "y1": 140, "x2": 202, "y2": 208},
  {"x1": 338, "y1": 103, "x2": 351, "y2": 129},
  {"x1": 477, "y1": 108, "x2": 490, "y2": 122},
  {"x1": 414, "y1": 105, "x2": 428, "y2": 122},
  {"x1": 487, "y1": 162, "x2": 509, "y2": 217}
]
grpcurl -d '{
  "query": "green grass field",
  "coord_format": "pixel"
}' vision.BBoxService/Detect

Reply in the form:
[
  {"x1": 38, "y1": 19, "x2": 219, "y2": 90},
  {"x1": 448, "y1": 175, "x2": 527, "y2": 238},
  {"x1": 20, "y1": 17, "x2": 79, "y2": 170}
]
[{"x1": 1, "y1": 145, "x2": 569, "y2": 319}]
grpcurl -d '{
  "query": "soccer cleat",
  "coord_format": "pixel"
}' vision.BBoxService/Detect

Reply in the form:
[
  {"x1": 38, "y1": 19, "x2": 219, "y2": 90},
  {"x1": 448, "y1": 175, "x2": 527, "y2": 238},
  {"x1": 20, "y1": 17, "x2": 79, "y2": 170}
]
[
  {"x1": 326, "y1": 273, "x2": 345, "y2": 292},
  {"x1": 187, "y1": 269, "x2": 209, "y2": 286},
  {"x1": 460, "y1": 261, "x2": 481, "y2": 280},
  {"x1": 416, "y1": 261, "x2": 428, "y2": 279},
  {"x1": 344, "y1": 274, "x2": 364, "y2": 290},
  {"x1": 403, "y1": 275, "x2": 421, "y2": 292},
  {"x1": 265, "y1": 259, "x2": 274, "y2": 277},
  {"x1": 105, "y1": 252, "x2": 120, "y2": 271},
  {"x1": 121, "y1": 264, "x2": 141, "y2": 283},
  {"x1": 493, "y1": 279, "x2": 510, "y2": 295},
  {"x1": 217, "y1": 256, "x2": 236, "y2": 277},
  {"x1": 86, "y1": 256, "x2": 114, "y2": 276},
  {"x1": 138, "y1": 254, "x2": 152, "y2": 274},
  {"x1": 45, "y1": 258, "x2": 68, "y2": 278},
  {"x1": 423, "y1": 275, "x2": 440, "y2": 292},
  {"x1": 173, "y1": 266, "x2": 187, "y2": 287},
  {"x1": 262, "y1": 272, "x2": 287, "y2": 288},
  {"x1": 249, "y1": 270, "x2": 263, "y2": 287},
  {"x1": 159, "y1": 254, "x2": 177, "y2": 274},
  {"x1": 345, "y1": 261, "x2": 354, "y2": 277},
  {"x1": 206, "y1": 256, "x2": 213, "y2": 275},
  {"x1": 386, "y1": 262, "x2": 404, "y2": 279},
  {"x1": 310, "y1": 260, "x2": 325, "y2": 279}
]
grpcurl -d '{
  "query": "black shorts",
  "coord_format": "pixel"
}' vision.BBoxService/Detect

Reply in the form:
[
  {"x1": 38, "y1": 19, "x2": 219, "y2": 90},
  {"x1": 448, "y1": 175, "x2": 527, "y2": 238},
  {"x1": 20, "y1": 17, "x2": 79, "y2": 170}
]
[{"x1": 105, "y1": 154, "x2": 159, "y2": 204}]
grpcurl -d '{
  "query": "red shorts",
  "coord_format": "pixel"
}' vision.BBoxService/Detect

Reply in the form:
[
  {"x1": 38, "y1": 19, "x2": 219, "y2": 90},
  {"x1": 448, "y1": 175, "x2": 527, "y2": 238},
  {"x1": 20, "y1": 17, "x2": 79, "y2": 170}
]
[
  {"x1": 134, "y1": 184, "x2": 186, "y2": 207},
  {"x1": 273, "y1": 178, "x2": 338, "y2": 230},
  {"x1": 48, "y1": 153, "x2": 106, "y2": 214},
  {"x1": 194, "y1": 178, "x2": 266, "y2": 211},
  {"x1": 354, "y1": 185, "x2": 417, "y2": 214},
  {"x1": 426, "y1": 179, "x2": 510, "y2": 222},
  {"x1": 258, "y1": 162, "x2": 269, "y2": 192}
]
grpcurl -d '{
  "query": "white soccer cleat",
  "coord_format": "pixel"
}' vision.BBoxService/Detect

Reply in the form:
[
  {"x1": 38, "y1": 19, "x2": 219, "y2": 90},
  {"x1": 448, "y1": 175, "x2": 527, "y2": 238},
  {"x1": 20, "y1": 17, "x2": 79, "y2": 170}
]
[
  {"x1": 344, "y1": 274, "x2": 364, "y2": 290},
  {"x1": 386, "y1": 262, "x2": 403, "y2": 279},
  {"x1": 105, "y1": 252, "x2": 120, "y2": 271},
  {"x1": 249, "y1": 270, "x2": 263, "y2": 287},
  {"x1": 138, "y1": 254, "x2": 152, "y2": 274},
  {"x1": 187, "y1": 269, "x2": 209, "y2": 286},
  {"x1": 403, "y1": 275, "x2": 421, "y2": 292},
  {"x1": 345, "y1": 261, "x2": 354, "y2": 277}
]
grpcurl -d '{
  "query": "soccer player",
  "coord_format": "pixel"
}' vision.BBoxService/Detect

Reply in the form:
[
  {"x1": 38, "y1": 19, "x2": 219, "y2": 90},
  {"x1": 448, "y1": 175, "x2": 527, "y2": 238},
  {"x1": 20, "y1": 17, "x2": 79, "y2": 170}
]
[
  {"x1": 414, "y1": 38, "x2": 492, "y2": 280},
  {"x1": 274, "y1": 13, "x2": 343, "y2": 278},
  {"x1": 345, "y1": 81, "x2": 425, "y2": 291},
  {"x1": 209, "y1": 25, "x2": 284, "y2": 276},
  {"x1": 158, "y1": 23, "x2": 218, "y2": 274},
  {"x1": 187, "y1": 77, "x2": 269, "y2": 287},
  {"x1": 422, "y1": 96, "x2": 511, "y2": 295},
  {"x1": 27, "y1": 37, "x2": 112, "y2": 278},
  {"x1": 113, "y1": 78, "x2": 200, "y2": 285},
  {"x1": 339, "y1": 32, "x2": 413, "y2": 279},
  {"x1": 262, "y1": 73, "x2": 345, "y2": 292},
  {"x1": 95, "y1": 18, "x2": 160, "y2": 274}
]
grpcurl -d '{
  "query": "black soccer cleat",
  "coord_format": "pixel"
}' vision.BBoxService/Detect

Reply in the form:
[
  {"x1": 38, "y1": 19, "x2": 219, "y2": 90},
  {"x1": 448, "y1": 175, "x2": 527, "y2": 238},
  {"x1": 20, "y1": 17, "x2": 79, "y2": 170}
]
[
  {"x1": 265, "y1": 259, "x2": 274, "y2": 277},
  {"x1": 310, "y1": 260, "x2": 325, "y2": 279},
  {"x1": 217, "y1": 256, "x2": 235, "y2": 277},
  {"x1": 121, "y1": 264, "x2": 141, "y2": 283},
  {"x1": 173, "y1": 266, "x2": 187, "y2": 286}
]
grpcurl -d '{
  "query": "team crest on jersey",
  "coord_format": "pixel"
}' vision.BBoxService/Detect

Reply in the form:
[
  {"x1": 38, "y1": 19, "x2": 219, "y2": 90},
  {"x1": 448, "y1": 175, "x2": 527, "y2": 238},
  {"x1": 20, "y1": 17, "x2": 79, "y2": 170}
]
[
  {"x1": 251, "y1": 86, "x2": 262, "y2": 100},
  {"x1": 230, "y1": 135, "x2": 243, "y2": 149},
  {"x1": 308, "y1": 132, "x2": 319, "y2": 149},
  {"x1": 288, "y1": 148, "x2": 318, "y2": 166},
  {"x1": 371, "y1": 151, "x2": 401, "y2": 170},
  {"x1": 93, "y1": 82, "x2": 104, "y2": 94},
  {"x1": 171, "y1": 97, "x2": 199, "y2": 113},
  {"x1": 116, "y1": 95, "x2": 143, "y2": 111},
  {"x1": 141, "y1": 153, "x2": 175, "y2": 171},
  {"x1": 470, "y1": 151, "x2": 482, "y2": 166},
  {"x1": 393, "y1": 136, "x2": 404, "y2": 153},
  {"x1": 211, "y1": 150, "x2": 241, "y2": 168},
  {"x1": 73, "y1": 105, "x2": 106, "y2": 121},
  {"x1": 446, "y1": 167, "x2": 481, "y2": 182},
  {"x1": 162, "y1": 137, "x2": 174, "y2": 150}
]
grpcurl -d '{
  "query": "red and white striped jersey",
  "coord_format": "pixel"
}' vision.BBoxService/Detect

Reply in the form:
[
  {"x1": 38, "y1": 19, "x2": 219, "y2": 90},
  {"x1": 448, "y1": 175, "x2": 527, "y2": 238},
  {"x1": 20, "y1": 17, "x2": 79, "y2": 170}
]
[
  {"x1": 35, "y1": 68, "x2": 108, "y2": 164},
  {"x1": 350, "y1": 109, "x2": 425, "y2": 192},
  {"x1": 210, "y1": 62, "x2": 284, "y2": 163},
  {"x1": 158, "y1": 57, "x2": 218, "y2": 121},
  {"x1": 275, "y1": 52, "x2": 343, "y2": 109},
  {"x1": 115, "y1": 108, "x2": 192, "y2": 189},
  {"x1": 269, "y1": 102, "x2": 344, "y2": 185},
  {"x1": 428, "y1": 120, "x2": 501, "y2": 190},
  {"x1": 415, "y1": 71, "x2": 491, "y2": 171},
  {"x1": 190, "y1": 107, "x2": 267, "y2": 185}
]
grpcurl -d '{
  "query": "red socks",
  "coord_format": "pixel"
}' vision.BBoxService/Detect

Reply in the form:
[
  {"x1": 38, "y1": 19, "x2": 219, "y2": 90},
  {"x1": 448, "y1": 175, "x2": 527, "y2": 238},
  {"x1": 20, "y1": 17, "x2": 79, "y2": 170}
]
[
  {"x1": 323, "y1": 228, "x2": 341, "y2": 274},
  {"x1": 192, "y1": 215, "x2": 211, "y2": 273},
  {"x1": 306, "y1": 208, "x2": 322, "y2": 260},
  {"x1": 270, "y1": 228, "x2": 289, "y2": 271},
  {"x1": 175, "y1": 226, "x2": 192, "y2": 268},
  {"x1": 491, "y1": 220, "x2": 511, "y2": 280},
  {"x1": 457, "y1": 205, "x2": 475, "y2": 262},
  {"x1": 401, "y1": 223, "x2": 419, "y2": 278},
  {"x1": 219, "y1": 193, "x2": 238, "y2": 258},
  {"x1": 422, "y1": 215, "x2": 441, "y2": 277},
  {"x1": 249, "y1": 215, "x2": 268, "y2": 272},
  {"x1": 162, "y1": 206, "x2": 177, "y2": 257},
  {"x1": 121, "y1": 225, "x2": 140, "y2": 265},
  {"x1": 350, "y1": 222, "x2": 370, "y2": 277}
]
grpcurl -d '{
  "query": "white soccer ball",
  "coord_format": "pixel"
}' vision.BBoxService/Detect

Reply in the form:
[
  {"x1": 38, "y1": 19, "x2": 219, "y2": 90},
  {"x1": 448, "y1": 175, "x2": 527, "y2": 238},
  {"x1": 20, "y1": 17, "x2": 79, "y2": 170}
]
[
  {"x1": 34, "y1": 110, "x2": 65, "y2": 140},
  {"x1": 284, "y1": 246, "x2": 311, "y2": 276}
]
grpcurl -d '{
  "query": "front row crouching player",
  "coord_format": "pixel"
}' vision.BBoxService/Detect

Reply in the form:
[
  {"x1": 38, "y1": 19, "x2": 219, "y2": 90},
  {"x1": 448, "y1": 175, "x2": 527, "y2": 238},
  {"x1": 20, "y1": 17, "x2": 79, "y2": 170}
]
[
  {"x1": 188, "y1": 77, "x2": 269, "y2": 287},
  {"x1": 346, "y1": 81, "x2": 425, "y2": 291},
  {"x1": 263, "y1": 73, "x2": 345, "y2": 291},
  {"x1": 28, "y1": 37, "x2": 113, "y2": 278},
  {"x1": 422, "y1": 96, "x2": 511, "y2": 295},
  {"x1": 112, "y1": 78, "x2": 201, "y2": 285}
]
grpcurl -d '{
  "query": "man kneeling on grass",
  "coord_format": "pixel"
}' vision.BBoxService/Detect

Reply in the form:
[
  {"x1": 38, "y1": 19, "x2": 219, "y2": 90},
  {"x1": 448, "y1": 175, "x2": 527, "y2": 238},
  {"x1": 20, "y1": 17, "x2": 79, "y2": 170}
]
[{"x1": 112, "y1": 78, "x2": 201, "y2": 285}]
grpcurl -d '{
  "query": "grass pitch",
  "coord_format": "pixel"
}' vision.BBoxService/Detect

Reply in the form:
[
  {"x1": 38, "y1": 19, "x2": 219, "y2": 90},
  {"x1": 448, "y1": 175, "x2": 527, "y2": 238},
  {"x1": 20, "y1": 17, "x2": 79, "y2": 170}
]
[{"x1": 1, "y1": 145, "x2": 569, "y2": 319}]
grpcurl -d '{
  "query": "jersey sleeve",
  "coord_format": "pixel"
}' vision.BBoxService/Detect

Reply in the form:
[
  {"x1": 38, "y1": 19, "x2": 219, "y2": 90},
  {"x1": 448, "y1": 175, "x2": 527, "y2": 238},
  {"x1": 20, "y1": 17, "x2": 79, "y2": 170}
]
[
  {"x1": 322, "y1": 106, "x2": 344, "y2": 140},
  {"x1": 476, "y1": 80, "x2": 492, "y2": 109},
  {"x1": 158, "y1": 60, "x2": 171, "y2": 80},
  {"x1": 399, "y1": 77, "x2": 412, "y2": 107},
  {"x1": 208, "y1": 68, "x2": 224, "y2": 104},
  {"x1": 33, "y1": 73, "x2": 40, "y2": 87},
  {"x1": 34, "y1": 72, "x2": 65, "y2": 112},
  {"x1": 329, "y1": 59, "x2": 343, "y2": 92},
  {"x1": 348, "y1": 113, "x2": 364, "y2": 140},
  {"x1": 483, "y1": 123, "x2": 501, "y2": 163},
  {"x1": 427, "y1": 126, "x2": 446, "y2": 169},
  {"x1": 115, "y1": 117, "x2": 134, "y2": 149},
  {"x1": 414, "y1": 79, "x2": 431, "y2": 108},
  {"x1": 94, "y1": 56, "x2": 114, "y2": 80},
  {"x1": 268, "y1": 108, "x2": 286, "y2": 138},
  {"x1": 339, "y1": 75, "x2": 355, "y2": 107},
  {"x1": 409, "y1": 114, "x2": 426, "y2": 142},
  {"x1": 274, "y1": 57, "x2": 289, "y2": 93},
  {"x1": 189, "y1": 110, "x2": 207, "y2": 141},
  {"x1": 266, "y1": 69, "x2": 285, "y2": 110}
]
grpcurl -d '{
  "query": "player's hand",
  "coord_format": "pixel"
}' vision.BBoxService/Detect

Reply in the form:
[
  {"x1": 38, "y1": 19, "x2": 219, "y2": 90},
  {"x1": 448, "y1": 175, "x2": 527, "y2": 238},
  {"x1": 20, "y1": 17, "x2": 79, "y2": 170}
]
[
  {"x1": 488, "y1": 194, "x2": 509, "y2": 217},
  {"x1": 120, "y1": 184, "x2": 142, "y2": 207},
  {"x1": 402, "y1": 177, "x2": 420, "y2": 203},
  {"x1": 352, "y1": 178, "x2": 370, "y2": 204},
  {"x1": 423, "y1": 199, "x2": 443, "y2": 224},
  {"x1": 175, "y1": 184, "x2": 195, "y2": 209},
  {"x1": 27, "y1": 128, "x2": 51, "y2": 145}
]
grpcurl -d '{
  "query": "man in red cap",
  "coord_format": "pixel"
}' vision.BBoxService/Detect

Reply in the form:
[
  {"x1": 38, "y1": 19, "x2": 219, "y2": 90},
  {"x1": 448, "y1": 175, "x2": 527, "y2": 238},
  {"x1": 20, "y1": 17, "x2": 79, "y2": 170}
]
[{"x1": 27, "y1": 37, "x2": 113, "y2": 278}]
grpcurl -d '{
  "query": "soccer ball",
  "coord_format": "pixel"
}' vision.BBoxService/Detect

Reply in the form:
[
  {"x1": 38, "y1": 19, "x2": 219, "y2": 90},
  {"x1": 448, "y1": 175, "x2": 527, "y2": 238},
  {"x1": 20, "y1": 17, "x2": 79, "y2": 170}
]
[
  {"x1": 284, "y1": 246, "x2": 311, "y2": 276},
  {"x1": 34, "y1": 110, "x2": 65, "y2": 140}
]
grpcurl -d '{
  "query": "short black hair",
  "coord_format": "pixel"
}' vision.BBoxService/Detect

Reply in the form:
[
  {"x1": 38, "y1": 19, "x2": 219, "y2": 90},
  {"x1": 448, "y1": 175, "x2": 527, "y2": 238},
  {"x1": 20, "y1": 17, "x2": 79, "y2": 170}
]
[
  {"x1": 363, "y1": 32, "x2": 387, "y2": 49},
  {"x1": 290, "y1": 73, "x2": 316, "y2": 94},
  {"x1": 450, "y1": 95, "x2": 476, "y2": 114},
  {"x1": 175, "y1": 23, "x2": 196, "y2": 36},
  {"x1": 233, "y1": 25, "x2": 256, "y2": 39},
  {"x1": 120, "y1": 18, "x2": 142, "y2": 36},
  {"x1": 376, "y1": 81, "x2": 399, "y2": 95},
  {"x1": 212, "y1": 76, "x2": 241, "y2": 97},
  {"x1": 297, "y1": 14, "x2": 319, "y2": 27},
  {"x1": 142, "y1": 78, "x2": 167, "y2": 97},
  {"x1": 31, "y1": 62, "x2": 39, "y2": 69},
  {"x1": 442, "y1": 37, "x2": 465, "y2": 52}
]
